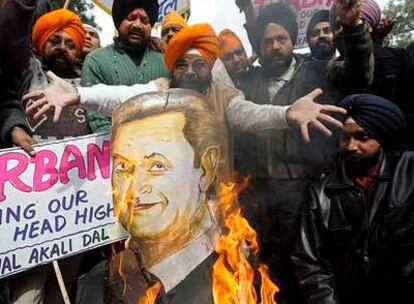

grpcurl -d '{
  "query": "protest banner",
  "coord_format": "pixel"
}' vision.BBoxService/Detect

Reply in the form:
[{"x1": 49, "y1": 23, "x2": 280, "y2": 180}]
[
  {"x1": 0, "y1": 133, "x2": 128, "y2": 279},
  {"x1": 251, "y1": 0, "x2": 334, "y2": 48},
  {"x1": 92, "y1": 0, "x2": 191, "y2": 24}
]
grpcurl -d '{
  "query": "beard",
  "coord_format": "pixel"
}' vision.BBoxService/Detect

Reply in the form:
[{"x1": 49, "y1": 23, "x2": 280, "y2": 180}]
[
  {"x1": 261, "y1": 52, "x2": 293, "y2": 78},
  {"x1": 120, "y1": 29, "x2": 148, "y2": 52},
  {"x1": 310, "y1": 39, "x2": 336, "y2": 60},
  {"x1": 42, "y1": 49, "x2": 75, "y2": 75},
  {"x1": 170, "y1": 73, "x2": 212, "y2": 94},
  {"x1": 341, "y1": 147, "x2": 383, "y2": 177}
]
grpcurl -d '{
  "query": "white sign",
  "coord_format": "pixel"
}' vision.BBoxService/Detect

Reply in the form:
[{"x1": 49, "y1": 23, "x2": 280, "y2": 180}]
[
  {"x1": 0, "y1": 133, "x2": 127, "y2": 279},
  {"x1": 92, "y1": 0, "x2": 191, "y2": 24}
]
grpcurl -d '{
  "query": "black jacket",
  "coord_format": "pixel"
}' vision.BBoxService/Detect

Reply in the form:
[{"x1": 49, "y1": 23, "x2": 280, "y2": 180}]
[
  {"x1": 292, "y1": 151, "x2": 414, "y2": 304},
  {"x1": 0, "y1": 0, "x2": 50, "y2": 147},
  {"x1": 235, "y1": 22, "x2": 374, "y2": 180}
]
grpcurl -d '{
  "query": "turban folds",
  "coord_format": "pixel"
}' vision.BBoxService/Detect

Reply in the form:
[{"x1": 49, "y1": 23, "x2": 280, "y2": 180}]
[
  {"x1": 253, "y1": 3, "x2": 298, "y2": 53},
  {"x1": 164, "y1": 23, "x2": 219, "y2": 72},
  {"x1": 161, "y1": 11, "x2": 187, "y2": 30},
  {"x1": 360, "y1": 0, "x2": 381, "y2": 30},
  {"x1": 339, "y1": 94, "x2": 406, "y2": 146},
  {"x1": 32, "y1": 9, "x2": 86, "y2": 57},
  {"x1": 218, "y1": 29, "x2": 244, "y2": 59},
  {"x1": 112, "y1": 0, "x2": 159, "y2": 28}
]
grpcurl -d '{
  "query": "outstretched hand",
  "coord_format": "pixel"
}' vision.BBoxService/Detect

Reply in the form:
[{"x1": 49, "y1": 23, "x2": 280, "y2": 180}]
[
  {"x1": 24, "y1": 71, "x2": 79, "y2": 123},
  {"x1": 286, "y1": 89, "x2": 347, "y2": 143}
]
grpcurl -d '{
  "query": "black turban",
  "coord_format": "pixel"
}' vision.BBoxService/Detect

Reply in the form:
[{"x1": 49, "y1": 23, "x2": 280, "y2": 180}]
[
  {"x1": 306, "y1": 10, "x2": 330, "y2": 42},
  {"x1": 339, "y1": 94, "x2": 406, "y2": 146},
  {"x1": 112, "y1": 0, "x2": 159, "y2": 29},
  {"x1": 252, "y1": 3, "x2": 298, "y2": 54}
]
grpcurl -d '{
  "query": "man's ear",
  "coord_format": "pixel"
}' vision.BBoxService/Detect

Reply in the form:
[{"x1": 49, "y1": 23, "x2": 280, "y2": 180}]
[{"x1": 199, "y1": 146, "x2": 220, "y2": 192}]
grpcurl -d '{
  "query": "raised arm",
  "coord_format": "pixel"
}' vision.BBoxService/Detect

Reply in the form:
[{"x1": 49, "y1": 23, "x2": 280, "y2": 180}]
[
  {"x1": 24, "y1": 72, "x2": 158, "y2": 121},
  {"x1": 226, "y1": 88, "x2": 346, "y2": 143}
]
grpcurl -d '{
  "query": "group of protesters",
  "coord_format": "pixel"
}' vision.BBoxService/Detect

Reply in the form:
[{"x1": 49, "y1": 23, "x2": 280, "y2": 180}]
[{"x1": 0, "y1": 0, "x2": 414, "y2": 303}]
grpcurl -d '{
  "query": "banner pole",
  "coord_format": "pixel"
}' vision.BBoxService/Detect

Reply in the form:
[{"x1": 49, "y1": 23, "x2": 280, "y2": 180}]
[
  {"x1": 53, "y1": 260, "x2": 71, "y2": 304},
  {"x1": 63, "y1": 0, "x2": 71, "y2": 9}
]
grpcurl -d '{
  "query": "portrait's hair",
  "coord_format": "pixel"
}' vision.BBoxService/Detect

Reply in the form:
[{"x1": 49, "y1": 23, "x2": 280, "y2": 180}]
[{"x1": 112, "y1": 89, "x2": 223, "y2": 168}]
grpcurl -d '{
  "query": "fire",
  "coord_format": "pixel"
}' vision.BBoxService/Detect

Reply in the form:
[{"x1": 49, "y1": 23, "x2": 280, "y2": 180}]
[
  {"x1": 137, "y1": 282, "x2": 162, "y2": 304},
  {"x1": 258, "y1": 265, "x2": 279, "y2": 304},
  {"x1": 212, "y1": 182, "x2": 279, "y2": 304}
]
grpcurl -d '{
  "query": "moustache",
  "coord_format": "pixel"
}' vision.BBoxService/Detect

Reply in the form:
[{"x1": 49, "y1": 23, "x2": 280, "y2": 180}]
[
  {"x1": 49, "y1": 50, "x2": 71, "y2": 64},
  {"x1": 316, "y1": 38, "x2": 330, "y2": 45}
]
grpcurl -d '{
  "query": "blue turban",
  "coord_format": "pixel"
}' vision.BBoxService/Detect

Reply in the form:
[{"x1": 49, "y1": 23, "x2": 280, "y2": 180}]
[{"x1": 339, "y1": 94, "x2": 406, "y2": 146}]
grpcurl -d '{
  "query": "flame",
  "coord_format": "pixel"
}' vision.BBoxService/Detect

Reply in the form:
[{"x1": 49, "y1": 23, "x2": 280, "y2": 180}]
[
  {"x1": 137, "y1": 282, "x2": 162, "y2": 304},
  {"x1": 212, "y1": 181, "x2": 278, "y2": 304},
  {"x1": 258, "y1": 265, "x2": 279, "y2": 304}
]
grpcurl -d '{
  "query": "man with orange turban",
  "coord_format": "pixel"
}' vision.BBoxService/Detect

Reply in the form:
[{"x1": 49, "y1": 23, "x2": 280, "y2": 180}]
[
  {"x1": 161, "y1": 11, "x2": 188, "y2": 44},
  {"x1": 25, "y1": 8, "x2": 90, "y2": 143},
  {"x1": 32, "y1": 8, "x2": 85, "y2": 60},
  {"x1": 217, "y1": 29, "x2": 251, "y2": 88}
]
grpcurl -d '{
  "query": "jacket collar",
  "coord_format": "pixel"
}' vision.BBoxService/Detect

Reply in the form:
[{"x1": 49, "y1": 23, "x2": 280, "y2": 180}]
[{"x1": 326, "y1": 152, "x2": 391, "y2": 191}]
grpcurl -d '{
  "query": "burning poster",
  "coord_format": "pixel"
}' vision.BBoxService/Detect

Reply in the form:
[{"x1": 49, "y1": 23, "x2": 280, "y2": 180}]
[{"x1": 76, "y1": 90, "x2": 278, "y2": 304}]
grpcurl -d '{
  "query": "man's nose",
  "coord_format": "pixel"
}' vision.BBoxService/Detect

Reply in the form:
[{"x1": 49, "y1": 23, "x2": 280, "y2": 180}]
[
  {"x1": 346, "y1": 137, "x2": 358, "y2": 151},
  {"x1": 131, "y1": 19, "x2": 143, "y2": 29},
  {"x1": 271, "y1": 40, "x2": 281, "y2": 51}
]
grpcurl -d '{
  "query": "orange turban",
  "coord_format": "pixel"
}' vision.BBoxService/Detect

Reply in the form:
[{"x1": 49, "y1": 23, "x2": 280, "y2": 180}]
[
  {"x1": 164, "y1": 23, "x2": 219, "y2": 72},
  {"x1": 161, "y1": 11, "x2": 188, "y2": 30},
  {"x1": 32, "y1": 9, "x2": 86, "y2": 57},
  {"x1": 218, "y1": 29, "x2": 244, "y2": 59}
]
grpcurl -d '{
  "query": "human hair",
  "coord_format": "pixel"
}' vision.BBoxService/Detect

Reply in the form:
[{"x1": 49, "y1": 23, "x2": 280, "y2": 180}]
[{"x1": 111, "y1": 89, "x2": 223, "y2": 168}]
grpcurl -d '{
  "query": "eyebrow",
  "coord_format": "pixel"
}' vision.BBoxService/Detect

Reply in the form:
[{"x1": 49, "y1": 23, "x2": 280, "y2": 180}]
[{"x1": 144, "y1": 152, "x2": 167, "y2": 160}]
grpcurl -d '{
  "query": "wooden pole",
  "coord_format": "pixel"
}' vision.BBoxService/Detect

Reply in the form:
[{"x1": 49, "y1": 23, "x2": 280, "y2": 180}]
[
  {"x1": 63, "y1": 0, "x2": 71, "y2": 9},
  {"x1": 52, "y1": 260, "x2": 71, "y2": 304}
]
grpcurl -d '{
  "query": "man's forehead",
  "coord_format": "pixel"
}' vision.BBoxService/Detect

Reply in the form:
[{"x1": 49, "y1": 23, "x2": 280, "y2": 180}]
[
  {"x1": 178, "y1": 53, "x2": 205, "y2": 62},
  {"x1": 343, "y1": 117, "x2": 365, "y2": 132},
  {"x1": 113, "y1": 112, "x2": 186, "y2": 144},
  {"x1": 49, "y1": 31, "x2": 74, "y2": 41},
  {"x1": 314, "y1": 21, "x2": 331, "y2": 29}
]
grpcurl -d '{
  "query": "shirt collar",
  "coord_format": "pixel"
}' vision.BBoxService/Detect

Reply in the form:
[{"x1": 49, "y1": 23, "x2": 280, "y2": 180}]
[{"x1": 148, "y1": 213, "x2": 220, "y2": 293}]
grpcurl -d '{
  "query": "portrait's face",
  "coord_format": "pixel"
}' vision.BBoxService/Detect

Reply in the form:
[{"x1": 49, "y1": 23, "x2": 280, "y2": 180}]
[
  {"x1": 161, "y1": 24, "x2": 183, "y2": 44},
  {"x1": 112, "y1": 112, "x2": 206, "y2": 240},
  {"x1": 42, "y1": 31, "x2": 77, "y2": 71},
  {"x1": 260, "y1": 23, "x2": 294, "y2": 73},
  {"x1": 83, "y1": 27, "x2": 100, "y2": 54},
  {"x1": 220, "y1": 45, "x2": 248, "y2": 79},
  {"x1": 118, "y1": 8, "x2": 151, "y2": 48},
  {"x1": 308, "y1": 21, "x2": 335, "y2": 60},
  {"x1": 171, "y1": 54, "x2": 212, "y2": 94},
  {"x1": 339, "y1": 117, "x2": 382, "y2": 168}
]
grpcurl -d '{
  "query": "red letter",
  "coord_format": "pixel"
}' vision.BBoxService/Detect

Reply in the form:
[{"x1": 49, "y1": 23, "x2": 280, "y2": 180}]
[
  {"x1": 0, "y1": 152, "x2": 31, "y2": 202},
  {"x1": 31, "y1": 150, "x2": 58, "y2": 192},
  {"x1": 87, "y1": 140, "x2": 110, "y2": 180},
  {"x1": 60, "y1": 145, "x2": 87, "y2": 184}
]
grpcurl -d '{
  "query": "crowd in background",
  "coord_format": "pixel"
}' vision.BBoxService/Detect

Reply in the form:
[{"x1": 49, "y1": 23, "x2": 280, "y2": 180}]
[{"x1": 0, "y1": 0, "x2": 414, "y2": 303}]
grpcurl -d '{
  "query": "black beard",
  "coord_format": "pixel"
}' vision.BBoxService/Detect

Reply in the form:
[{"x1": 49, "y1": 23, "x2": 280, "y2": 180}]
[
  {"x1": 341, "y1": 148, "x2": 383, "y2": 178},
  {"x1": 42, "y1": 50, "x2": 75, "y2": 77},
  {"x1": 262, "y1": 53, "x2": 293, "y2": 78},
  {"x1": 170, "y1": 74, "x2": 212, "y2": 94},
  {"x1": 118, "y1": 33, "x2": 148, "y2": 54},
  {"x1": 310, "y1": 40, "x2": 336, "y2": 60}
]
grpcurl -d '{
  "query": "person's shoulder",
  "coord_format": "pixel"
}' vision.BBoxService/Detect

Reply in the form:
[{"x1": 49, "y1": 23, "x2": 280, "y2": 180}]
[{"x1": 87, "y1": 44, "x2": 115, "y2": 60}]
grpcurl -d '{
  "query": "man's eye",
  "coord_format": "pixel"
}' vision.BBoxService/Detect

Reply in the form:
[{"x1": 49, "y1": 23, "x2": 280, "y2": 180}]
[
  {"x1": 148, "y1": 162, "x2": 167, "y2": 173},
  {"x1": 115, "y1": 162, "x2": 131, "y2": 173}
]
